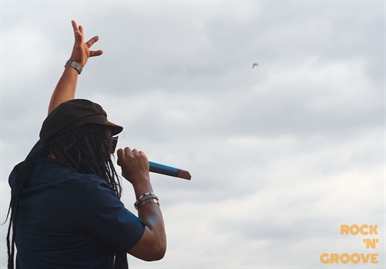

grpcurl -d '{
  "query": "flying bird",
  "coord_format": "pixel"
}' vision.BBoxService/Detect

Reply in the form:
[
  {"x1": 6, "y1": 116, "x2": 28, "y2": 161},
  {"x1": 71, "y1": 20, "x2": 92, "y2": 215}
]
[{"x1": 252, "y1": 63, "x2": 258, "y2": 68}]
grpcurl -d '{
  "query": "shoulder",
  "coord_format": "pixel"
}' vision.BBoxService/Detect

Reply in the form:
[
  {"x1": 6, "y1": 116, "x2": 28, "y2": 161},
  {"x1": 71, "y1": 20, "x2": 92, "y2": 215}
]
[{"x1": 74, "y1": 172, "x2": 116, "y2": 197}]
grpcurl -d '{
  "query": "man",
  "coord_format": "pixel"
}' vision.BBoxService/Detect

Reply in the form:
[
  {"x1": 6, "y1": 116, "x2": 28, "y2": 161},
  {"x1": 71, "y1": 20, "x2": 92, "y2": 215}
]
[{"x1": 6, "y1": 21, "x2": 166, "y2": 269}]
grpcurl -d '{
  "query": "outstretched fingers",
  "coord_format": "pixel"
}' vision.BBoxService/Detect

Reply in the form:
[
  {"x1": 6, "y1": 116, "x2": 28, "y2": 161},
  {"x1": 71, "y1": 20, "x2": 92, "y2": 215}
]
[
  {"x1": 69, "y1": 20, "x2": 103, "y2": 65},
  {"x1": 89, "y1": 50, "x2": 103, "y2": 57},
  {"x1": 86, "y1": 36, "x2": 99, "y2": 47},
  {"x1": 86, "y1": 36, "x2": 103, "y2": 57},
  {"x1": 71, "y1": 20, "x2": 78, "y2": 31},
  {"x1": 79, "y1": 24, "x2": 84, "y2": 36},
  {"x1": 71, "y1": 20, "x2": 84, "y2": 43}
]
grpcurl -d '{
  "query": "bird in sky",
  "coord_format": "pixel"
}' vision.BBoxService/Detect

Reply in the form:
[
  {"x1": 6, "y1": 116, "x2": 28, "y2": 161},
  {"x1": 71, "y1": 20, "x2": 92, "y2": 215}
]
[{"x1": 252, "y1": 63, "x2": 258, "y2": 68}]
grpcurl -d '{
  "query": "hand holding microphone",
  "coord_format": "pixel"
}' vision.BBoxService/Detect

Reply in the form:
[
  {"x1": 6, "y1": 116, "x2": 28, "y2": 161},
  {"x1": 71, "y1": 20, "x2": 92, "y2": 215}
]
[
  {"x1": 116, "y1": 147, "x2": 150, "y2": 186},
  {"x1": 117, "y1": 147, "x2": 191, "y2": 180}
]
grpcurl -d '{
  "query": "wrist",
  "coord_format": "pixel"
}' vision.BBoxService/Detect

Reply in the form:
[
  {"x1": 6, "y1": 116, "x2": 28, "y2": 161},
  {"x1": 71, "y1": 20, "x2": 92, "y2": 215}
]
[
  {"x1": 65, "y1": 60, "x2": 82, "y2": 74},
  {"x1": 134, "y1": 192, "x2": 159, "y2": 210},
  {"x1": 130, "y1": 177, "x2": 153, "y2": 199}
]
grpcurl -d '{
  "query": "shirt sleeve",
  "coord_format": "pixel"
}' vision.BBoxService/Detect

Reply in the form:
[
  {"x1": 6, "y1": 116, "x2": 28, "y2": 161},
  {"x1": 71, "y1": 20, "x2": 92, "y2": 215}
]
[{"x1": 77, "y1": 175, "x2": 146, "y2": 253}]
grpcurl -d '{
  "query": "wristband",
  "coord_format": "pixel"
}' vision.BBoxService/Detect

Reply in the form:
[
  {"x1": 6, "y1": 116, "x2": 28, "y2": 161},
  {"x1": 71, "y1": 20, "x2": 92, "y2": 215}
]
[
  {"x1": 65, "y1": 60, "x2": 82, "y2": 74},
  {"x1": 135, "y1": 192, "x2": 159, "y2": 210},
  {"x1": 138, "y1": 191, "x2": 155, "y2": 201},
  {"x1": 134, "y1": 194, "x2": 158, "y2": 208},
  {"x1": 135, "y1": 198, "x2": 160, "y2": 210}
]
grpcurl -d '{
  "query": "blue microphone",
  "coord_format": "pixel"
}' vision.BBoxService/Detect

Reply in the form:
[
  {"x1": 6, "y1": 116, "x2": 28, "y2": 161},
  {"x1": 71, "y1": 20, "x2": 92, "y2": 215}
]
[{"x1": 149, "y1": 161, "x2": 191, "y2": 180}]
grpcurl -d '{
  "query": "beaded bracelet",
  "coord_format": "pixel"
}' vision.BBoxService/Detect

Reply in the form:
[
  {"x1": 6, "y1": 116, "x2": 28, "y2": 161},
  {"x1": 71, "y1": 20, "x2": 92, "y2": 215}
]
[
  {"x1": 134, "y1": 194, "x2": 158, "y2": 208},
  {"x1": 135, "y1": 198, "x2": 160, "y2": 210},
  {"x1": 135, "y1": 192, "x2": 159, "y2": 210},
  {"x1": 138, "y1": 191, "x2": 155, "y2": 201}
]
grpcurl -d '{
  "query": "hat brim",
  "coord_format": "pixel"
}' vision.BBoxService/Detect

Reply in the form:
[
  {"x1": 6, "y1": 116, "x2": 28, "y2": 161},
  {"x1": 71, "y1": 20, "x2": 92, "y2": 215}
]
[
  {"x1": 45, "y1": 115, "x2": 123, "y2": 142},
  {"x1": 104, "y1": 120, "x2": 123, "y2": 136}
]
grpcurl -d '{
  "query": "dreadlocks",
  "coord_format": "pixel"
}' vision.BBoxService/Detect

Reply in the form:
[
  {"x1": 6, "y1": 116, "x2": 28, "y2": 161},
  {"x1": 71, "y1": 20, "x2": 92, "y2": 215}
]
[
  {"x1": 48, "y1": 124, "x2": 122, "y2": 197},
  {"x1": 6, "y1": 123, "x2": 127, "y2": 269}
]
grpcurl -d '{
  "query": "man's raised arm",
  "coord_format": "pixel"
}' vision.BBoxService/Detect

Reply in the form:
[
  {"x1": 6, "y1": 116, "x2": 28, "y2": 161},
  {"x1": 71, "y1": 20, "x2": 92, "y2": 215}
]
[{"x1": 48, "y1": 20, "x2": 103, "y2": 114}]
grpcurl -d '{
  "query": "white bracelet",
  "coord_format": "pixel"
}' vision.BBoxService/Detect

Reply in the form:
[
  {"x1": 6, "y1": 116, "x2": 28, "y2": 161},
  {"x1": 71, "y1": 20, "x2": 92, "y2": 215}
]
[{"x1": 65, "y1": 60, "x2": 82, "y2": 74}]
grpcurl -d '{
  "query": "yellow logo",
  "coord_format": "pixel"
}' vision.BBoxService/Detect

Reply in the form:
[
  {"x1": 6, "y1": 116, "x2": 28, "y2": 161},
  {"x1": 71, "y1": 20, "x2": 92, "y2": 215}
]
[{"x1": 320, "y1": 224, "x2": 379, "y2": 264}]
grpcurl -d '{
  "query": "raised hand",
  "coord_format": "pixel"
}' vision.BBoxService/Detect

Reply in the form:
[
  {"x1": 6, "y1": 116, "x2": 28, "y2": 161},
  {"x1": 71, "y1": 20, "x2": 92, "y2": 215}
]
[
  {"x1": 69, "y1": 20, "x2": 103, "y2": 67},
  {"x1": 47, "y1": 21, "x2": 104, "y2": 114}
]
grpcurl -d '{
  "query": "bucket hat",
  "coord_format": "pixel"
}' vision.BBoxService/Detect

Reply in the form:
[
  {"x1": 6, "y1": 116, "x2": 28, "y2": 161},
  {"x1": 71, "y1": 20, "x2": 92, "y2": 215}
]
[{"x1": 40, "y1": 99, "x2": 123, "y2": 144}]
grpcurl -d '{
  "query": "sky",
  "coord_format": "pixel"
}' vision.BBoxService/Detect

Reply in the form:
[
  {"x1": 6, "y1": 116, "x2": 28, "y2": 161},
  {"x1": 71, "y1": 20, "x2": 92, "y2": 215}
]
[{"x1": 0, "y1": 0, "x2": 385, "y2": 268}]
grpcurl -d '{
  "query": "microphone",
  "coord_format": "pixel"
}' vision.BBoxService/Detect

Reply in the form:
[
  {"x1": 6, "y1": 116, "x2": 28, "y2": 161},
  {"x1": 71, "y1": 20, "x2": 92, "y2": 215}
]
[
  {"x1": 149, "y1": 161, "x2": 191, "y2": 180},
  {"x1": 117, "y1": 157, "x2": 191, "y2": 180}
]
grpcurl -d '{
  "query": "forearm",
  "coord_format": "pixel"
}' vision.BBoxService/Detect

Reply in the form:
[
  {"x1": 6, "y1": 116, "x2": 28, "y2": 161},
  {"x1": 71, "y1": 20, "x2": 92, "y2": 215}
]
[
  {"x1": 129, "y1": 179, "x2": 167, "y2": 260},
  {"x1": 48, "y1": 65, "x2": 79, "y2": 114},
  {"x1": 138, "y1": 204, "x2": 166, "y2": 257},
  {"x1": 130, "y1": 208, "x2": 166, "y2": 260},
  {"x1": 117, "y1": 147, "x2": 166, "y2": 260},
  {"x1": 134, "y1": 178, "x2": 166, "y2": 244}
]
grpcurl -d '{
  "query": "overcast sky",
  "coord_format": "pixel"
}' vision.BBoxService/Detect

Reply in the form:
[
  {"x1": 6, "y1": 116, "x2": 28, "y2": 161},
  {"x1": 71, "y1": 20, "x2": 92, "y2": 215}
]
[{"x1": 0, "y1": 1, "x2": 384, "y2": 268}]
